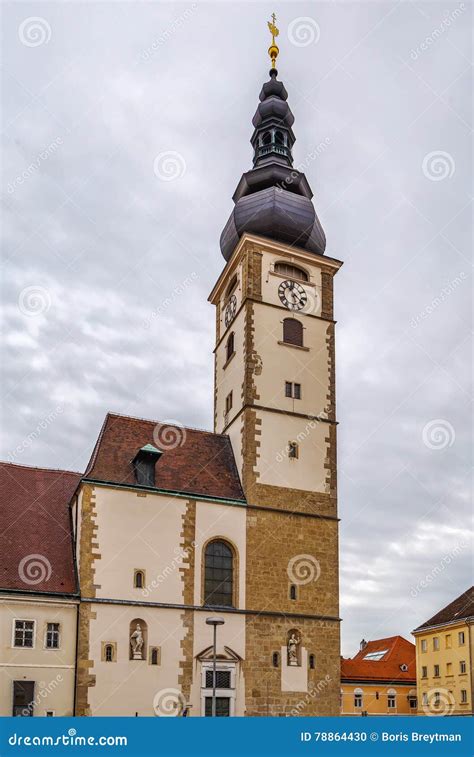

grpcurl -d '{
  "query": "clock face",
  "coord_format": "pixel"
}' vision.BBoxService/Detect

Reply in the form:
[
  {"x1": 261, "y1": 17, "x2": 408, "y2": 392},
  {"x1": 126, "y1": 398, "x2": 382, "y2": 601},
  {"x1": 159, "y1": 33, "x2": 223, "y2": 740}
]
[
  {"x1": 224, "y1": 294, "x2": 237, "y2": 327},
  {"x1": 278, "y1": 280, "x2": 307, "y2": 311}
]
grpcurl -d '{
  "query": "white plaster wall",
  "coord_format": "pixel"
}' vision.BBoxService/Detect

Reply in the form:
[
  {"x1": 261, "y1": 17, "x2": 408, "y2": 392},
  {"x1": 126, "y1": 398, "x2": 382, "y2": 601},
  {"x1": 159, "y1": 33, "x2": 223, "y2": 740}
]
[
  {"x1": 280, "y1": 646, "x2": 308, "y2": 693},
  {"x1": 92, "y1": 487, "x2": 187, "y2": 604},
  {"x1": 253, "y1": 302, "x2": 331, "y2": 419},
  {"x1": 215, "y1": 304, "x2": 246, "y2": 435},
  {"x1": 0, "y1": 596, "x2": 77, "y2": 716},
  {"x1": 256, "y1": 409, "x2": 330, "y2": 492},
  {"x1": 88, "y1": 604, "x2": 185, "y2": 716}
]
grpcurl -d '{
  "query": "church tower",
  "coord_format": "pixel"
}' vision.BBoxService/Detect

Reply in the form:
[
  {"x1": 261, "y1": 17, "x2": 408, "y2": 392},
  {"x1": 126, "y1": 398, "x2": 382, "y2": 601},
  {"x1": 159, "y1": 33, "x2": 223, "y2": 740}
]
[{"x1": 209, "y1": 18, "x2": 342, "y2": 715}]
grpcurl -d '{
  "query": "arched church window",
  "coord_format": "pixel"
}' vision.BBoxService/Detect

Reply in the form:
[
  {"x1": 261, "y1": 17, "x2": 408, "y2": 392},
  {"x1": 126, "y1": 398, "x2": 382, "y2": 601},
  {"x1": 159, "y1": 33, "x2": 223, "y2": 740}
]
[
  {"x1": 274, "y1": 262, "x2": 309, "y2": 281},
  {"x1": 275, "y1": 130, "x2": 285, "y2": 145},
  {"x1": 105, "y1": 644, "x2": 114, "y2": 662},
  {"x1": 262, "y1": 131, "x2": 272, "y2": 145},
  {"x1": 204, "y1": 540, "x2": 234, "y2": 607},
  {"x1": 283, "y1": 318, "x2": 303, "y2": 347}
]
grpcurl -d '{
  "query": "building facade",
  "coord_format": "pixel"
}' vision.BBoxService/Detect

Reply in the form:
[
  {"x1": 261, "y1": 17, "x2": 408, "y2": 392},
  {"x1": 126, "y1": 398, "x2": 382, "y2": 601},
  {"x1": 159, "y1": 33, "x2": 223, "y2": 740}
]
[
  {"x1": 0, "y1": 463, "x2": 79, "y2": 717},
  {"x1": 341, "y1": 636, "x2": 417, "y2": 716},
  {"x1": 413, "y1": 587, "x2": 473, "y2": 716},
  {"x1": 1, "y1": 35, "x2": 342, "y2": 717}
]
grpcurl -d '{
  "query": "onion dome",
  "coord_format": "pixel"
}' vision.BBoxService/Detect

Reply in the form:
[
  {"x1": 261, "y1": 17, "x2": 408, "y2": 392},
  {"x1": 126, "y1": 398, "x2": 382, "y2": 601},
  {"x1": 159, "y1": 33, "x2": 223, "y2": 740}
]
[{"x1": 220, "y1": 69, "x2": 326, "y2": 261}]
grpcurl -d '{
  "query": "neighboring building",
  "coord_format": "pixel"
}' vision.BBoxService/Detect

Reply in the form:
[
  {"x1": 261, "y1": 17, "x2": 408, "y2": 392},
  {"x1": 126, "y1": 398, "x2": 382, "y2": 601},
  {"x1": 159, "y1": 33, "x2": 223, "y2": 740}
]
[
  {"x1": 0, "y1": 462, "x2": 80, "y2": 716},
  {"x1": 341, "y1": 637, "x2": 417, "y2": 716},
  {"x1": 413, "y1": 587, "x2": 473, "y2": 716}
]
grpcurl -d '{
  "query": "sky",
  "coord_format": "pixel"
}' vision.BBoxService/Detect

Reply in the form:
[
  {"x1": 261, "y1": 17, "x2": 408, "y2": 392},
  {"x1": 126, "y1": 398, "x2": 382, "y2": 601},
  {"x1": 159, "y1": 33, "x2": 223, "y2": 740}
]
[{"x1": 1, "y1": 1, "x2": 472, "y2": 657}]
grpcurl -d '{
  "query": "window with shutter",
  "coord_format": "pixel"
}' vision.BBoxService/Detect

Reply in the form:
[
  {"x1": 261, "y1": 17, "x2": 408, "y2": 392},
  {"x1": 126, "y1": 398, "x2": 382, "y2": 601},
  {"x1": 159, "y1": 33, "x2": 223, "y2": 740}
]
[{"x1": 283, "y1": 318, "x2": 303, "y2": 347}]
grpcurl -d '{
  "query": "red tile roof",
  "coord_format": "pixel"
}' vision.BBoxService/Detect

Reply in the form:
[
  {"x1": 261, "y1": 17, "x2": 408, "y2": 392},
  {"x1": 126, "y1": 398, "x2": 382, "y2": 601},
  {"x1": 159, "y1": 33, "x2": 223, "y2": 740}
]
[
  {"x1": 341, "y1": 636, "x2": 416, "y2": 684},
  {"x1": 84, "y1": 413, "x2": 245, "y2": 502},
  {"x1": 0, "y1": 462, "x2": 80, "y2": 595},
  {"x1": 413, "y1": 587, "x2": 474, "y2": 632}
]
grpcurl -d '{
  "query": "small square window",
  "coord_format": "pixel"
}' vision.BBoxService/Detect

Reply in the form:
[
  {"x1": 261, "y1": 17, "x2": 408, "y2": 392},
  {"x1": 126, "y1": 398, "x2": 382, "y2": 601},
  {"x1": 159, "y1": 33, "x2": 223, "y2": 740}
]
[{"x1": 45, "y1": 711, "x2": 54, "y2": 717}]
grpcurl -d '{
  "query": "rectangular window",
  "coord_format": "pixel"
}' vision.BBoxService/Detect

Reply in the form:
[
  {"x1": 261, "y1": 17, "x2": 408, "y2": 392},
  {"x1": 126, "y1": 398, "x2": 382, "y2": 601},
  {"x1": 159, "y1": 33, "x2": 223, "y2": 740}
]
[
  {"x1": 445, "y1": 634, "x2": 451, "y2": 649},
  {"x1": 460, "y1": 690, "x2": 467, "y2": 704},
  {"x1": 204, "y1": 696, "x2": 230, "y2": 717},
  {"x1": 446, "y1": 662, "x2": 452, "y2": 675},
  {"x1": 420, "y1": 639, "x2": 427, "y2": 653},
  {"x1": 45, "y1": 623, "x2": 60, "y2": 649},
  {"x1": 387, "y1": 695, "x2": 396, "y2": 709},
  {"x1": 45, "y1": 711, "x2": 54, "y2": 717},
  {"x1": 205, "y1": 670, "x2": 232, "y2": 689},
  {"x1": 409, "y1": 697, "x2": 417, "y2": 709},
  {"x1": 225, "y1": 392, "x2": 233, "y2": 414},
  {"x1": 12, "y1": 681, "x2": 34, "y2": 717},
  {"x1": 421, "y1": 666, "x2": 427, "y2": 678},
  {"x1": 433, "y1": 665, "x2": 440, "y2": 677},
  {"x1": 354, "y1": 694, "x2": 363, "y2": 708},
  {"x1": 422, "y1": 692, "x2": 428, "y2": 706},
  {"x1": 460, "y1": 660, "x2": 466, "y2": 674},
  {"x1": 14, "y1": 620, "x2": 34, "y2": 648},
  {"x1": 433, "y1": 637, "x2": 439, "y2": 651},
  {"x1": 284, "y1": 382, "x2": 302, "y2": 399},
  {"x1": 458, "y1": 631, "x2": 465, "y2": 645}
]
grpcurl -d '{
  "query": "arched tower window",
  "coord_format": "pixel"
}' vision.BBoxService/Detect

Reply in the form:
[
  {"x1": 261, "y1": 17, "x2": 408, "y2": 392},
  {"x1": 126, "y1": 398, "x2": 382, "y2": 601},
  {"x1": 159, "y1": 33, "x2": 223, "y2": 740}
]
[
  {"x1": 204, "y1": 540, "x2": 234, "y2": 607},
  {"x1": 283, "y1": 318, "x2": 303, "y2": 347},
  {"x1": 226, "y1": 332, "x2": 235, "y2": 363},
  {"x1": 274, "y1": 130, "x2": 285, "y2": 145},
  {"x1": 274, "y1": 262, "x2": 308, "y2": 281},
  {"x1": 262, "y1": 131, "x2": 272, "y2": 145},
  {"x1": 134, "y1": 570, "x2": 145, "y2": 589},
  {"x1": 105, "y1": 644, "x2": 114, "y2": 662}
]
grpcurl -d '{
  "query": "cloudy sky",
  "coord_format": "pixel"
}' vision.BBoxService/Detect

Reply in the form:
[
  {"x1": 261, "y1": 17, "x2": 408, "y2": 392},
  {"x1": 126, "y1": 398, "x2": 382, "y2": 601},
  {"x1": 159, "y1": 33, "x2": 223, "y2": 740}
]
[{"x1": 1, "y1": 1, "x2": 472, "y2": 656}]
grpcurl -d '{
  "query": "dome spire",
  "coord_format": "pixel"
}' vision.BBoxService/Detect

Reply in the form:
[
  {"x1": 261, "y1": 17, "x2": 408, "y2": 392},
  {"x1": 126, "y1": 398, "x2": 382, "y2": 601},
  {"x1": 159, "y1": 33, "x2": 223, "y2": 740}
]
[{"x1": 267, "y1": 13, "x2": 280, "y2": 72}]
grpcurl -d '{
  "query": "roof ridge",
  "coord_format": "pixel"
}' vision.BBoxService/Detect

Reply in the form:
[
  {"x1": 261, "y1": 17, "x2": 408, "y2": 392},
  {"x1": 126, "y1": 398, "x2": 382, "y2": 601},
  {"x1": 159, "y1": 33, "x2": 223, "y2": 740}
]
[
  {"x1": 104, "y1": 410, "x2": 231, "y2": 437},
  {"x1": 0, "y1": 460, "x2": 82, "y2": 476}
]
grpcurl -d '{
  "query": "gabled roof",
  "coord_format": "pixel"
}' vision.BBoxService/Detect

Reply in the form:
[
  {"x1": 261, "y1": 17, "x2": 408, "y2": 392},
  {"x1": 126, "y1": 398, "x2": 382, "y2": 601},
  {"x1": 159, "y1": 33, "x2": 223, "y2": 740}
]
[
  {"x1": 84, "y1": 412, "x2": 245, "y2": 502},
  {"x1": 341, "y1": 636, "x2": 415, "y2": 684},
  {"x1": 413, "y1": 587, "x2": 474, "y2": 632},
  {"x1": 0, "y1": 462, "x2": 80, "y2": 595}
]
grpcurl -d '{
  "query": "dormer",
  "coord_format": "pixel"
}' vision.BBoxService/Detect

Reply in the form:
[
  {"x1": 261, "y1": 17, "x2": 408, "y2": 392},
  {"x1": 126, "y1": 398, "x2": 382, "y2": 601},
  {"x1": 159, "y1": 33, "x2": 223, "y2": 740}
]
[{"x1": 132, "y1": 444, "x2": 162, "y2": 487}]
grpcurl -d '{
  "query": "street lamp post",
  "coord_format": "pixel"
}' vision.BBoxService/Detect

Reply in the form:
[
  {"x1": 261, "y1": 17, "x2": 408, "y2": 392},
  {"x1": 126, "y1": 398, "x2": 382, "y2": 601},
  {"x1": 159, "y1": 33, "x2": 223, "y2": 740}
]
[{"x1": 205, "y1": 617, "x2": 225, "y2": 717}]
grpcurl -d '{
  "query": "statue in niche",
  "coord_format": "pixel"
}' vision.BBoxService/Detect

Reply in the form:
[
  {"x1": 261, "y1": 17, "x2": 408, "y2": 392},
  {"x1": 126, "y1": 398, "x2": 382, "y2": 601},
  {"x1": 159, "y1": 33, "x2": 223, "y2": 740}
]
[
  {"x1": 287, "y1": 631, "x2": 301, "y2": 667},
  {"x1": 130, "y1": 623, "x2": 144, "y2": 659}
]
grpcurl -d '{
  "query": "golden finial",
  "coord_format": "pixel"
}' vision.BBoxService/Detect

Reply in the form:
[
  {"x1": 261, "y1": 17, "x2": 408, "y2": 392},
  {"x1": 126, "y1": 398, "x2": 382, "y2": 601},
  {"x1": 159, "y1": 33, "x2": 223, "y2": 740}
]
[{"x1": 267, "y1": 12, "x2": 279, "y2": 70}]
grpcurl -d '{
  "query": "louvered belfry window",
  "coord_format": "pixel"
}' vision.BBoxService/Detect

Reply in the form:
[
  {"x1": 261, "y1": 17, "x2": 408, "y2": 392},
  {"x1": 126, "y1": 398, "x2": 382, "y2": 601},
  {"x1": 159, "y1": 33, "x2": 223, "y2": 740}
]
[{"x1": 283, "y1": 318, "x2": 303, "y2": 347}]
